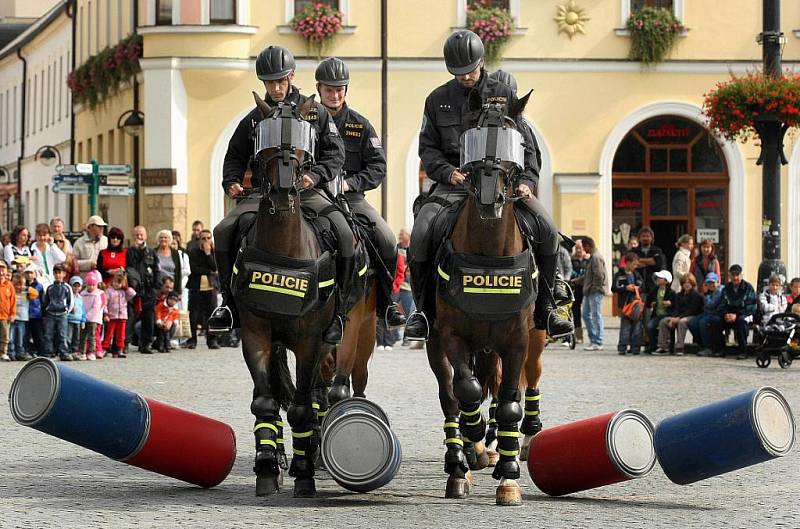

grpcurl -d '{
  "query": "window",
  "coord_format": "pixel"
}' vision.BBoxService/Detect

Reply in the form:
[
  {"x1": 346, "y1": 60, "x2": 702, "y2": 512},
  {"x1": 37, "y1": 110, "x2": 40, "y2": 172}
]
[
  {"x1": 210, "y1": 0, "x2": 236, "y2": 24},
  {"x1": 64, "y1": 52, "x2": 70, "y2": 118},
  {"x1": 79, "y1": 6, "x2": 83, "y2": 62},
  {"x1": 88, "y1": 1, "x2": 92, "y2": 55},
  {"x1": 46, "y1": 64, "x2": 51, "y2": 127},
  {"x1": 294, "y1": 0, "x2": 338, "y2": 12},
  {"x1": 106, "y1": 0, "x2": 111, "y2": 49},
  {"x1": 156, "y1": 0, "x2": 173, "y2": 25},
  {"x1": 631, "y1": 0, "x2": 673, "y2": 10},
  {"x1": 12, "y1": 86, "x2": 16, "y2": 142},
  {"x1": 470, "y1": 0, "x2": 509, "y2": 9},
  {"x1": 32, "y1": 73, "x2": 37, "y2": 135},
  {"x1": 1, "y1": 92, "x2": 5, "y2": 146},
  {"x1": 620, "y1": 0, "x2": 683, "y2": 28},
  {"x1": 58, "y1": 56, "x2": 63, "y2": 122}
]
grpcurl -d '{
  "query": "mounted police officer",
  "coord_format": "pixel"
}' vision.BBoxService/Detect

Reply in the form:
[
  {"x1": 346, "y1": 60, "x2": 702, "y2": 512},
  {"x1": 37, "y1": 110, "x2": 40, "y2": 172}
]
[
  {"x1": 209, "y1": 45, "x2": 353, "y2": 345},
  {"x1": 404, "y1": 30, "x2": 574, "y2": 341},
  {"x1": 315, "y1": 57, "x2": 407, "y2": 330}
]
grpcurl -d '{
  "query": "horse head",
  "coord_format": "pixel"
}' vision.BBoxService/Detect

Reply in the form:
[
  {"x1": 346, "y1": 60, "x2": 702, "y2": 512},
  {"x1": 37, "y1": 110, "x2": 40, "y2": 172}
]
[
  {"x1": 252, "y1": 91, "x2": 318, "y2": 214},
  {"x1": 461, "y1": 89, "x2": 532, "y2": 220}
]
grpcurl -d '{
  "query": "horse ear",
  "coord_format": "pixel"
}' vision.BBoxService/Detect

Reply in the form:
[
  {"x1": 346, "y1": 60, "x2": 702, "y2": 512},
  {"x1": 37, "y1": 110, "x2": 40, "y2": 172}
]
[
  {"x1": 299, "y1": 95, "x2": 317, "y2": 120},
  {"x1": 508, "y1": 89, "x2": 533, "y2": 119},
  {"x1": 252, "y1": 91, "x2": 273, "y2": 119},
  {"x1": 468, "y1": 89, "x2": 483, "y2": 113}
]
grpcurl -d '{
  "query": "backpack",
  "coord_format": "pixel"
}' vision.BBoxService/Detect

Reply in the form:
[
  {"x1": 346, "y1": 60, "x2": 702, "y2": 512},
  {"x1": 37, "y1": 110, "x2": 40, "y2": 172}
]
[{"x1": 622, "y1": 285, "x2": 645, "y2": 322}]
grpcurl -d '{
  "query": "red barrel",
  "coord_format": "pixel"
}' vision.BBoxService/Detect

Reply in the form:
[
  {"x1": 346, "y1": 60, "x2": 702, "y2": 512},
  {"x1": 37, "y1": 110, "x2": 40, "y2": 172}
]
[
  {"x1": 527, "y1": 409, "x2": 656, "y2": 496},
  {"x1": 124, "y1": 398, "x2": 236, "y2": 488}
]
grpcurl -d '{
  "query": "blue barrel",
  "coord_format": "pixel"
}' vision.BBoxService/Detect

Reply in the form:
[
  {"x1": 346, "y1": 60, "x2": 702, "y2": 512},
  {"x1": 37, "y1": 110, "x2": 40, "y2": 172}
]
[
  {"x1": 322, "y1": 397, "x2": 391, "y2": 431},
  {"x1": 321, "y1": 411, "x2": 402, "y2": 493},
  {"x1": 654, "y1": 387, "x2": 795, "y2": 485},
  {"x1": 9, "y1": 358, "x2": 150, "y2": 460}
]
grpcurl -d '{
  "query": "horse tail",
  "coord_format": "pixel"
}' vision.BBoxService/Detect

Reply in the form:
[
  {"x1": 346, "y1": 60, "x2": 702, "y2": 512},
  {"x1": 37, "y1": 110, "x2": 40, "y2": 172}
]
[
  {"x1": 473, "y1": 350, "x2": 502, "y2": 402},
  {"x1": 271, "y1": 344, "x2": 296, "y2": 410}
]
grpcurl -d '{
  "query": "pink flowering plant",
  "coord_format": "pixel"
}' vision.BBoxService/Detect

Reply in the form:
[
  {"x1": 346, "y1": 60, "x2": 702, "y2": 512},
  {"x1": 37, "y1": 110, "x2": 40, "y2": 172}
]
[
  {"x1": 291, "y1": 2, "x2": 343, "y2": 59},
  {"x1": 626, "y1": 7, "x2": 686, "y2": 65},
  {"x1": 467, "y1": 0, "x2": 514, "y2": 67},
  {"x1": 67, "y1": 33, "x2": 142, "y2": 109}
]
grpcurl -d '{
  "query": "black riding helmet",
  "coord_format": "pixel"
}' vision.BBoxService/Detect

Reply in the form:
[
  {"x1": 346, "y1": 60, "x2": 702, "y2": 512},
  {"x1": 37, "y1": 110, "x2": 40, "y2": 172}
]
[
  {"x1": 315, "y1": 57, "x2": 350, "y2": 86},
  {"x1": 443, "y1": 30, "x2": 485, "y2": 75},
  {"x1": 490, "y1": 69, "x2": 517, "y2": 94},
  {"x1": 256, "y1": 45, "x2": 296, "y2": 81}
]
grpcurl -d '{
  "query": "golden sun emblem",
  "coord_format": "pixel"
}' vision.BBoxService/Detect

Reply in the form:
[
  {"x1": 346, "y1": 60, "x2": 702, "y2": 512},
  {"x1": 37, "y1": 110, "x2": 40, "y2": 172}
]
[{"x1": 554, "y1": 0, "x2": 590, "y2": 38}]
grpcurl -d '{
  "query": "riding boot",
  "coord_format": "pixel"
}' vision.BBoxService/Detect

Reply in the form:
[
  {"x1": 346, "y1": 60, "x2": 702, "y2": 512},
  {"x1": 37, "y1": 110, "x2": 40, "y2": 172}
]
[
  {"x1": 552, "y1": 268, "x2": 571, "y2": 306},
  {"x1": 403, "y1": 260, "x2": 430, "y2": 341},
  {"x1": 377, "y1": 256, "x2": 407, "y2": 328},
  {"x1": 208, "y1": 248, "x2": 239, "y2": 334},
  {"x1": 535, "y1": 253, "x2": 575, "y2": 339},
  {"x1": 323, "y1": 255, "x2": 356, "y2": 345}
]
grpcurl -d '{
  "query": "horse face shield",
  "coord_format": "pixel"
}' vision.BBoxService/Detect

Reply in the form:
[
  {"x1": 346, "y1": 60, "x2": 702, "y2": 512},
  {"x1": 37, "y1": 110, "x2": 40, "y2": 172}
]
[{"x1": 461, "y1": 126, "x2": 524, "y2": 219}]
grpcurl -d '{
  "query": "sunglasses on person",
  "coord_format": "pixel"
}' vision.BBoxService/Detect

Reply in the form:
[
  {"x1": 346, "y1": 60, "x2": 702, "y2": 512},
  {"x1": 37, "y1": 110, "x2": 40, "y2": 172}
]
[
  {"x1": 54, "y1": 239, "x2": 65, "y2": 245},
  {"x1": 110, "y1": 235, "x2": 122, "y2": 240}
]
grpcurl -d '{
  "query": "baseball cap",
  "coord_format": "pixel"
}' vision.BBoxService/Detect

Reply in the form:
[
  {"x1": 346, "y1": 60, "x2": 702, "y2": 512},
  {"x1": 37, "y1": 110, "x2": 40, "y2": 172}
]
[
  {"x1": 167, "y1": 291, "x2": 180, "y2": 301},
  {"x1": 729, "y1": 264, "x2": 743, "y2": 274},
  {"x1": 86, "y1": 215, "x2": 107, "y2": 227},
  {"x1": 704, "y1": 272, "x2": 719, "y2": 283},
  {"x1": 69, "y1": 276, "x2": 83, "y2": 286},
  {"x1": 654, "y1": 270, "x2": 673, "y2": 284},
  {"x1": 24, "y1": 264, "x2": 37, "y2": 273}
]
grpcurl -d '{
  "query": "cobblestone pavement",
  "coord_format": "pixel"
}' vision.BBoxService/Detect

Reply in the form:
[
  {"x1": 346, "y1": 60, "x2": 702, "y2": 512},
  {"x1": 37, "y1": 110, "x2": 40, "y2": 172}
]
[{"x1": 1, "y1": 327, "x2": 799, "y2": 529}]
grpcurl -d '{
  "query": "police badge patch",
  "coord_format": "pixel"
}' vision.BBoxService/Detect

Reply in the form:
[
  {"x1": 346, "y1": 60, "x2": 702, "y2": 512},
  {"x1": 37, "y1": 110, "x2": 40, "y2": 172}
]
[
  {"x1": 370, "y1": 137, "x2": 382, "y2": 148},
  {"x1": 328, "y1": 121, "x2": 340, "y2": 135}
]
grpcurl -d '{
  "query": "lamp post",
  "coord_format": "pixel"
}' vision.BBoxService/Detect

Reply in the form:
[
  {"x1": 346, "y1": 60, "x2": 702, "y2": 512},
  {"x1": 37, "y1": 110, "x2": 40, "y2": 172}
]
[
  {"x1": 117, "y1": 109, "x2": 144, "y2": 226},
  {"x1": 34, "y1": 145, "x2": 62, "y2": 167},
  {"x1": 755, "y1": 0, "x2": 787, "y2": 289}
]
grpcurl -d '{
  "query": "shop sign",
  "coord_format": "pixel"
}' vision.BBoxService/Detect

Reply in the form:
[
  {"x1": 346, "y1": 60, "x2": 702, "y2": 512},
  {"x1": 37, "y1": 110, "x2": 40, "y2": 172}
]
[
  {"x1": 697, "y1": 199, "x2": 722, "y2": 209},
  {"x1": 697, "y1": 228, "x2": 719, "y2": 243},
  {"x1": 646, "y1": 123, "x2": 691, "y2": 140},
  {"x1": 141, "y1": 168, "x2": 176, "y2": 187},
  {"x1": 614, "y1": 199, "x2": 642, "y2": 209}
]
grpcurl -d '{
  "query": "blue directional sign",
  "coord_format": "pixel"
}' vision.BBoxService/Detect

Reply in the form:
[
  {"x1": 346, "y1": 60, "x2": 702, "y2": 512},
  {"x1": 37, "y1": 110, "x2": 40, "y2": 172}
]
[
  {"x1": 53, "y1": 183, "x2": 90, "y2": 194},
  {"x1": 53, "y1": 174, "x2": 92, "y2": 185},
  {"x1": 98, "y1": 164, "x2": 132, "y2": 175},
  {"x1": 98, "y1": 185, "x2": 136, "y2": 196}
]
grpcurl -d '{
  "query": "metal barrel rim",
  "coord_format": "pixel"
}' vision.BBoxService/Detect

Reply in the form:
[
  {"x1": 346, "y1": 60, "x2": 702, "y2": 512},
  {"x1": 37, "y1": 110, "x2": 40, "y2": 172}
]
[
  {"x1": 9, "y1": 357, "x2": 61, "y2": 426},
  {"x1": 605, "y1": 408, "x2": 657, "y2": 478},
  {"x1": 322, "y1": 397, "x2": 391, "y2": 431},
  {"x1": 751, "y1": 386, "x2": 795, "y2": 457}
]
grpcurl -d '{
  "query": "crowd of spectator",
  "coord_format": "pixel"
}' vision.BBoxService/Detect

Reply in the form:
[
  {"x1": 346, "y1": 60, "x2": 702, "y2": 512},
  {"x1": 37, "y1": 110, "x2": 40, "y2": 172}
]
[
  {"x1": 566, "y1": 226, "x2": 800, "y2": 360},
  {"x1": 0, "y1": 215, "x2": 225, "y2": 362}
]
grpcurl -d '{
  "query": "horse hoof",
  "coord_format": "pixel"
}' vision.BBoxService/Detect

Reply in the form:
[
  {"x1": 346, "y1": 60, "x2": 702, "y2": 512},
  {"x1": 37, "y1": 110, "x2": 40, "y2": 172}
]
[
  {"x1": 472, "y1": 441, "x2": 490, "y2": 470},
  {"x1": 487, "y1": 450, "x2": 500, "y2": 467},
  {"x1": 293, "y1": 477, "x2": 316, "y2": 498},
  {"x1": 445, "y1": 476, "x2": 471, "y2": 499},
  {"x1": 519, "y1": 435, "x2": 534, "y2": 462},
  {"x1": 495, "y1": 479, "x2": 522, "y2": 506},
  {"x1": 255, "y1": 472, "x2": 283, "y2": 496}
]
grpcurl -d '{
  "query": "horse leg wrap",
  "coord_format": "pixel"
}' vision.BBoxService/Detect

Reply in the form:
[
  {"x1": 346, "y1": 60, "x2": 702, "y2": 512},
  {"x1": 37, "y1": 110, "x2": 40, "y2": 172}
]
[
  {"x1": 491, "y1": 387, "x2": 522, "y2": 479},
  {"x1": 251, "y1": 396, "x2": 279, "y2": 418},
  {"x1": 485, "y1": 399, "x2": 499, "y2": 446},
  {"x1": 520, "y1": 388, "x2": 542, "y2": 436},
  {"x1": 328, "y1": 374, "x2": 351, "y2": 403},
  {"x1": 287, "y1": 402, "x2": 317, "y2": 477},
  {"x1": 459, "y1": 403, "x2": 486, "y2": 443},
  {"x1": 443, "y1": 418, "x2": 469, "y2": 478},
  {"x1": 453, "y1": 375, "x2": 482, "y2": 404},
  {"x1": 253, "y1": 419, "x2": 281, "y2": 475}
]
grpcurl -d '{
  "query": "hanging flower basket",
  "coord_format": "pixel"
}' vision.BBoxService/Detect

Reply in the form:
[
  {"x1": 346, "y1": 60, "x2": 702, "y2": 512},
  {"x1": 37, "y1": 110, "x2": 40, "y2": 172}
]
[
  {"x1": 67, "y1": 33, "x2": 142, "y2": 110},
  {"x1": 703, "y1": 72, "x2": 800, "y2": 142},
  {"x1": 467, "y1": 1, "x2": 514, "y2": 68},
  {"x1": 626, "y1": 7, "x2": 685, "y2": 65},
  {"x1": 291, "y1": 2, "x2": 343, "y2": 59}
]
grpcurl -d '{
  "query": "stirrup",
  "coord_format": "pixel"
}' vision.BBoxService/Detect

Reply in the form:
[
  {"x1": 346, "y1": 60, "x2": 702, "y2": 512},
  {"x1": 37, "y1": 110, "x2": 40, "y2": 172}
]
[
  {"x1": 384, "y1": 304, "x2": 407, "y2": 329},
  {"x1": 404, "y1": 311, "x2": 429, "y2": 342},
  {"x1": 546, "y1": 312, "x2": 574, "y2": 340},
  {"x1": 208, "y1": 305, "x2": 233, "y2": 334}
]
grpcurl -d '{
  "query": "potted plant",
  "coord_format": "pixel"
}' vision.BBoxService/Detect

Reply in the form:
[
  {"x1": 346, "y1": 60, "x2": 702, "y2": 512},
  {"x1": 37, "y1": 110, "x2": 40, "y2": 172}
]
[
  {"x1": 67, "y1": 33, "x2": 142, "y2": 110},
  {"x1": 626, "y1": 6, "x2": 685, "y2": 65},
  {"x1": 703, "y1": 72, "x2": 800, "y2": 142},
  {"x1": 290, "y1": 2, "x2": 343, "y2": 59},
  {"x1": 467, "y1": 0, "x2": 514, "y2": 68}
]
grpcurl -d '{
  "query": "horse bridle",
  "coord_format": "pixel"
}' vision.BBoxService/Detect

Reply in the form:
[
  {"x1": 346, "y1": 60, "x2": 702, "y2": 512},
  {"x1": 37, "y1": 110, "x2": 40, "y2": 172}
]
[
  {"x1": 255, "y1": 102, "x2": 316, "y2": 214},
  {"x1": 462, "y1": 104, "x2": 523, "y2": 209}
]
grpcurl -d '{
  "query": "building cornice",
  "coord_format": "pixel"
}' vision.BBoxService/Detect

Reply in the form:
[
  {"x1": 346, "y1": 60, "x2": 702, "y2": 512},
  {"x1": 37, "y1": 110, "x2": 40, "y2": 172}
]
[
  {"x1": 138, "y1": 25, "x2": 258, "y2": 35},
  {"x1": 555, "y1": 173, "x2": 601, "y2": 194}
]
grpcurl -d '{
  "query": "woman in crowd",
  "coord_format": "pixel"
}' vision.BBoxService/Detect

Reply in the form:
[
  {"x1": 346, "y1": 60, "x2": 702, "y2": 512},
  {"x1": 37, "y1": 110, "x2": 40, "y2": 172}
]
[
  {"x1": 4, "y1": 226, "x2": 32, "y2": 266},
  {"x1": 29, "y1": 223, "x2": 66, "y2": 288},
  {"x1": 97, "y1": 227, "x2": 129, "y2": 285},
  {"x1": 570, "y1": 238, "x2": 589, "y2": 344},
  {"x1": 52, "y1": 234, "x2": 80, "y2": 278},
  {"x1": 671, "y1": 234, "x2": 694, "y2": 292},
  {"x1": 656, "y1": 274, "x2": 703, "y2": 355},
  {"x1": 155, "y1": 230, "x2": 184, "y2": 297},
  {"x1": 170, "y1": 229, "x2": 191, "y2": 307},
  {"x1": 689, "y1": 239, "x2": 721, "y2": 291}
]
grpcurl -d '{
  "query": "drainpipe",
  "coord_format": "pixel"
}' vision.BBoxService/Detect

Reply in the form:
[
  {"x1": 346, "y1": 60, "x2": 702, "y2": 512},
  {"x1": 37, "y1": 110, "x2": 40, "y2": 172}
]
[
  {"x1": 380, "y1": 0, "x2": 388, "y2": 219},
  {"x1": 132, "y1": 0, "x2": 140, "y2": 226},
  {"x1": 16, "y1": 48, "x2": 26, "y2": 227},
  {"x1": 67, "y1": 0, "x2": 76, "y2": 228}
]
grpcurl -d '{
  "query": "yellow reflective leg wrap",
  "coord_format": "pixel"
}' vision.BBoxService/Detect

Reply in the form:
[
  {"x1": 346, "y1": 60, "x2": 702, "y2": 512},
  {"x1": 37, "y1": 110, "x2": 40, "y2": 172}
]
[
  {"x1": 259, "y1": 439, "x2": 277, "y2": 449},
  {"x1": 497, "y1": 448, "x2": 520, "y2": 457},
  {"x1": 497, "y1": 431, "x2": 521, "y2": 437},
  {"x1": 292, "y1": 430, "x2": 314, "y2": 438}
]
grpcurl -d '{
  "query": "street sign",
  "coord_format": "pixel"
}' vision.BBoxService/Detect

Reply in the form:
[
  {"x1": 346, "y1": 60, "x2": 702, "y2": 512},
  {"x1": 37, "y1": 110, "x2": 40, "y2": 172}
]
[
  {"x1": 98, "y1": 164, "x2": 132, "y2": 175},
  {"x1": 54, "y1": 183, "x2": 90, "y2": 194},
  {"x1": 76, "y1": 163, "x2": 94, "y2": 175},
  {"x1": 53, "y1": 174, "x2": 93, "y2": 185},
  {"x1": 98, "y1": 185, "x2": 135, "y2": 196},
  {"x1": 56, "y1": 163, "x2": 93, "y2": 175},
  {"x1": 102, "y1": 175, "x2": 134, "y2": 186}
]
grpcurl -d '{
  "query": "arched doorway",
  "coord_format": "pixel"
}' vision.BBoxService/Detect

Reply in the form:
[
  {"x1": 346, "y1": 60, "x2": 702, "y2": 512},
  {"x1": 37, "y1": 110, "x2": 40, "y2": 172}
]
[{"x1": 610, "y1": 115, "x2": 729, "y2": 275}]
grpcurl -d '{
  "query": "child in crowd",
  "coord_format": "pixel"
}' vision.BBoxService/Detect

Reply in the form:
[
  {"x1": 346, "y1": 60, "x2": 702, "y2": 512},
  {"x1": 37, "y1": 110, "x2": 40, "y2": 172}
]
[
  {"x1": 68, "y1": 276, "x2": 86, "y2": 360},
  {"x1": 24, "y1": 264, "x2": 45, "y2": 357},
  {"x1": 10, "y1": 272, "x2": 36, "y2": 361},
  {"x1": 103, "y1": 272, "x2": 136, "y2": 358},
  {"x1": 646, "y1": 270, "x2": 676, "y2": 353},
  {"x1": 612, "y1": 253, "x2": 644, "y2": 355},
  {"x1": 80, "y1": 272, "x2": 106, "y2": 361},
  {"x1": 759, "y1": 275, "x2": 788, "y2": 327},
  {"x1": 154, "y1": 291, "x2": 180, "y2": 353},
  {"x1": 86, "y1": 270, "x2": 105, "y2": 356},
  {"x1": 786, "y1": 278, "x2": 800, "y2": 311},
  {"x1": 0, "y1": 262, "x2": 16, "y2": 361},
  {"x1": 42, "y1": 264, "x2": 73, "y2": 361}
]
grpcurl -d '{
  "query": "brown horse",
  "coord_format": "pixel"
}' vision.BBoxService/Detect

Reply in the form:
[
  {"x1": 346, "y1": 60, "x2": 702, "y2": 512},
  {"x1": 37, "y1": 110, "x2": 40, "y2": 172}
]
[
  {"x1": 239, "y1": 92, "x2": 376, "y2": 498},
  {"x1": 426, "y1": 92, "x2": 536, "y2": 506}
]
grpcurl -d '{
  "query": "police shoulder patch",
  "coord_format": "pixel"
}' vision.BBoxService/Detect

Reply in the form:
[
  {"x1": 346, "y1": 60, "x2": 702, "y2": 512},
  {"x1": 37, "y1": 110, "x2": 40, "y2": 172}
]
[
  {"x1": 370, "y1": 137, "x2": 382, "y2": 149},
  {"x1": 328, "y1": 121, "x2": 340, "y2": 135}
]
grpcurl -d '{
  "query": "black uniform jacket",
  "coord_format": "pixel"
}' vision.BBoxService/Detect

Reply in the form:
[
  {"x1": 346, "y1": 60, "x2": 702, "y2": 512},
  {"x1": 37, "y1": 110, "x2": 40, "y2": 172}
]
[
  {"x1": 332, "y1": 104, "x2": 386, "y2": 195},
  {"x1": 221, "y1": 86, "x2": 345, "y2": 192},
  {"x1": 418, "y1": 71, "x2": 538, "y2": 190}
]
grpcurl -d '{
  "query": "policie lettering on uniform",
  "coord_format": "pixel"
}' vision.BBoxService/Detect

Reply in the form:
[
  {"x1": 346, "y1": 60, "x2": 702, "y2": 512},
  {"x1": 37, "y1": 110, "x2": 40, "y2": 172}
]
[
  {"x1": 462, "y1": 272, "x2": 523, "y2": 293},
  {"x1": 249, "y1": 270, "x2": 309, "y2": 298}
]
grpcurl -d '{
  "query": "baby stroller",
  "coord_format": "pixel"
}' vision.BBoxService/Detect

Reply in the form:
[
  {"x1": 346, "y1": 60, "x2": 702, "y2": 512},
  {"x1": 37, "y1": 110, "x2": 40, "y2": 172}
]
[
  {"x1": 547, "y1": 277, "x2": 576, "y2": 350},
  {"x1": 755, "y1": 313, "x2": 800, "y2": 369}
]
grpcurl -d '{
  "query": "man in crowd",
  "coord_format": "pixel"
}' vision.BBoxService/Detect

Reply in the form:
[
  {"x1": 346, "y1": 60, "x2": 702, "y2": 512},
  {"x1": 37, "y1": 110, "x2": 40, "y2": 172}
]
[
  {"x1": 633, "y1": 227, "x2": 665, "y2": 295},
  {"x1": 126, "y1": 225, "x2": 160, "y2": 354},
  {"x1": 186, "y1": 228, "x2": 219, "y2": 350},
  {"x1": 186, "y1": 220, "x2": 204, "y2": 253},
  {"x1": 73, "y1": 216, "x2": 108, "y2": 275},
  {"x1": 707, "y1": 264, "x2": 757, "y2": 359},
  {"x1": 49, "y1": 217, "x2": 73, "y2": 253},
  {"x1": 578, "y1": 236, "x2": 607, "y2": 351},
  {"x1": 691, "y1": 272, "x2": 725, "y2": 356}
]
